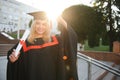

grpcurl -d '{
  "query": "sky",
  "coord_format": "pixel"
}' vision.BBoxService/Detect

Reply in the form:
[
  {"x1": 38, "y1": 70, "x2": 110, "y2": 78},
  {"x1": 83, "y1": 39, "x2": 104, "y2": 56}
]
[{"x1": 16, "y1": 0, "x2": 93, "y2": 19}]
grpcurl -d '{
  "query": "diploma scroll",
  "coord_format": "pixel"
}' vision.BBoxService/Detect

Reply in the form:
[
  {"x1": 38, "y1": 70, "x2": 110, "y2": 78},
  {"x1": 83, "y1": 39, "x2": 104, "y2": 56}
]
[{"x1": 15, "y1": 29, "x2": 30, "y2": 57}]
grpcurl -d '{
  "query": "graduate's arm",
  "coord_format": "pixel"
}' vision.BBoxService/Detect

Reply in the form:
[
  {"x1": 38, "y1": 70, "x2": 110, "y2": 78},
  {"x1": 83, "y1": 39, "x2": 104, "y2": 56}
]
[
  {"x1": 57, "y1": 16, "x2": 78, "y2": 55},
  {"x1": 9, "y1": 49, "x2": 20, "y2": 63},
  {"x1": 7, "y1": 43, "x2": 20, "y2": 63},
  {"x1": 57, "y1": 15, "x2": 78, "y2": 62},
  {"x1": 57, "y1": 16, "x2": 78, "y2": 80}
]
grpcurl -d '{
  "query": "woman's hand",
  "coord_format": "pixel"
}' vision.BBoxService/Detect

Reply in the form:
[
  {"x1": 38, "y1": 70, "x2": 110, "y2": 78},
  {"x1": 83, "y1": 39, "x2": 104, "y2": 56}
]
[
  {"x1": 9, "y1": 49, "x2": 20, "y2": 63},
  {"x1": 57, "y1": 16, "x2": 67, "y2": 28}
]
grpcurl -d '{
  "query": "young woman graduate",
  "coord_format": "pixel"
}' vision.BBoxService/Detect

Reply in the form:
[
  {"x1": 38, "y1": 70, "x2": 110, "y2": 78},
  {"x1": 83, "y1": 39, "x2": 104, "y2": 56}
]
[{"x1": 7, "y1": 11, "x2": 78, "y2": 80}]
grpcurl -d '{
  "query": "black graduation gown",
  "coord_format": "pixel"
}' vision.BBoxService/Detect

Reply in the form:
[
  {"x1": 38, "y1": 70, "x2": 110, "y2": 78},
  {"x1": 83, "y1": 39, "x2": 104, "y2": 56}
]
[
  {"x1": 7, "y1": 36, "x2": 66, "y2": 80},
  {"x1": 58, "y1": 24, "x2": 78, "y2": 80},
  {"x1": 7, "y1": 24, "x2": 78, "y2": 80}
]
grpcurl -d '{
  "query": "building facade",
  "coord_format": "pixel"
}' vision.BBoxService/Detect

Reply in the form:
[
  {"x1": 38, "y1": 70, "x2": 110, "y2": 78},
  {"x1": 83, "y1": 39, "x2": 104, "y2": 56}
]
[{"x1": 0, "y1": 0, "x2": 38, "y2": 33}]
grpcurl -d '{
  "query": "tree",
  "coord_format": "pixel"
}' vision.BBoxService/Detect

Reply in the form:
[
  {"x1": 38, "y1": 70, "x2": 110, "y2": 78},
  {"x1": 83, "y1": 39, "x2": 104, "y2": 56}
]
[
  {"x1": 114, "y1": 0, "x2": 120, "y2": 9},
  {"x1": 114, "y1": 0, "x2": 120, "y2": 42},
  {"x1": 62, "y1": 5, "x2": 104, "y2": 47},
  {"x1": 92, "y1": 0, "x2": 120, "y2": 51}
]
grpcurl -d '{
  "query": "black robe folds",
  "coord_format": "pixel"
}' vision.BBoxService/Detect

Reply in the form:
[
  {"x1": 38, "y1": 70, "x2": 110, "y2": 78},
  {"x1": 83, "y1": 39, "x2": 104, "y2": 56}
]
[{"x1": 7, "y1": 25, "x2": 78, "y2": 80}]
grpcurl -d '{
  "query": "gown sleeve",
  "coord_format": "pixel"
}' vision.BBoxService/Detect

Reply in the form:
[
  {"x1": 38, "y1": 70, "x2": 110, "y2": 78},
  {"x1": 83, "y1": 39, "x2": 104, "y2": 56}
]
[
  {"x1": 58, "y1": 23, "x2": 78, "y2": 80},
  {"x1": 7, "y1": 43, "x2": 26, "y2": 80},
  {"x1": 7, "y1": 43, "x2": 17, "y2": 80}
]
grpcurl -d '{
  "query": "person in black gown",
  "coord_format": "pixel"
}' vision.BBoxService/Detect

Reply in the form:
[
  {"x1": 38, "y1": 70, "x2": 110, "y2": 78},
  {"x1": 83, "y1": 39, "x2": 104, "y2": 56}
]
[{"x1": 7, "y1": 11, "x2": 78, "y2": 80}]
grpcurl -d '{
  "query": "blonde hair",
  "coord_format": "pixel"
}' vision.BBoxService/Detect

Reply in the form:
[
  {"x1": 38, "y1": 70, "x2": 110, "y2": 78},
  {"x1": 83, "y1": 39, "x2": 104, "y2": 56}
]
[{"x1": 27, "y1": 19, "x2": 52, "y2": 44}]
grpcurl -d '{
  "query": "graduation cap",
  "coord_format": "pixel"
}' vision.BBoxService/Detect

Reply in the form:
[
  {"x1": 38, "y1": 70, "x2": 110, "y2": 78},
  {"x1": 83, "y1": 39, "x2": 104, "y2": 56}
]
[{"x1": 28, "y1": 11, "x2": 48, "y2": 20}]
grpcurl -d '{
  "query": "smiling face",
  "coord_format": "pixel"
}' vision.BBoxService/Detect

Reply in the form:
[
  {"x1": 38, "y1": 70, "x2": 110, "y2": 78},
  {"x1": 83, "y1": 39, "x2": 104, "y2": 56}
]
[{"x1": 35, "y1": 19, "x2": 50, "y2": 35}]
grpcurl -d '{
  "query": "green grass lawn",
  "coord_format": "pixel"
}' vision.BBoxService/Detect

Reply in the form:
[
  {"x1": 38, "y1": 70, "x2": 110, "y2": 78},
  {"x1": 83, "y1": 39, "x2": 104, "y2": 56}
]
[
  {"x1": 84, "y1": 40, "x2": 109, "y2": 51},
  {"x1": 85, "y1": 45, "x2": 109, "y2": 51}
]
